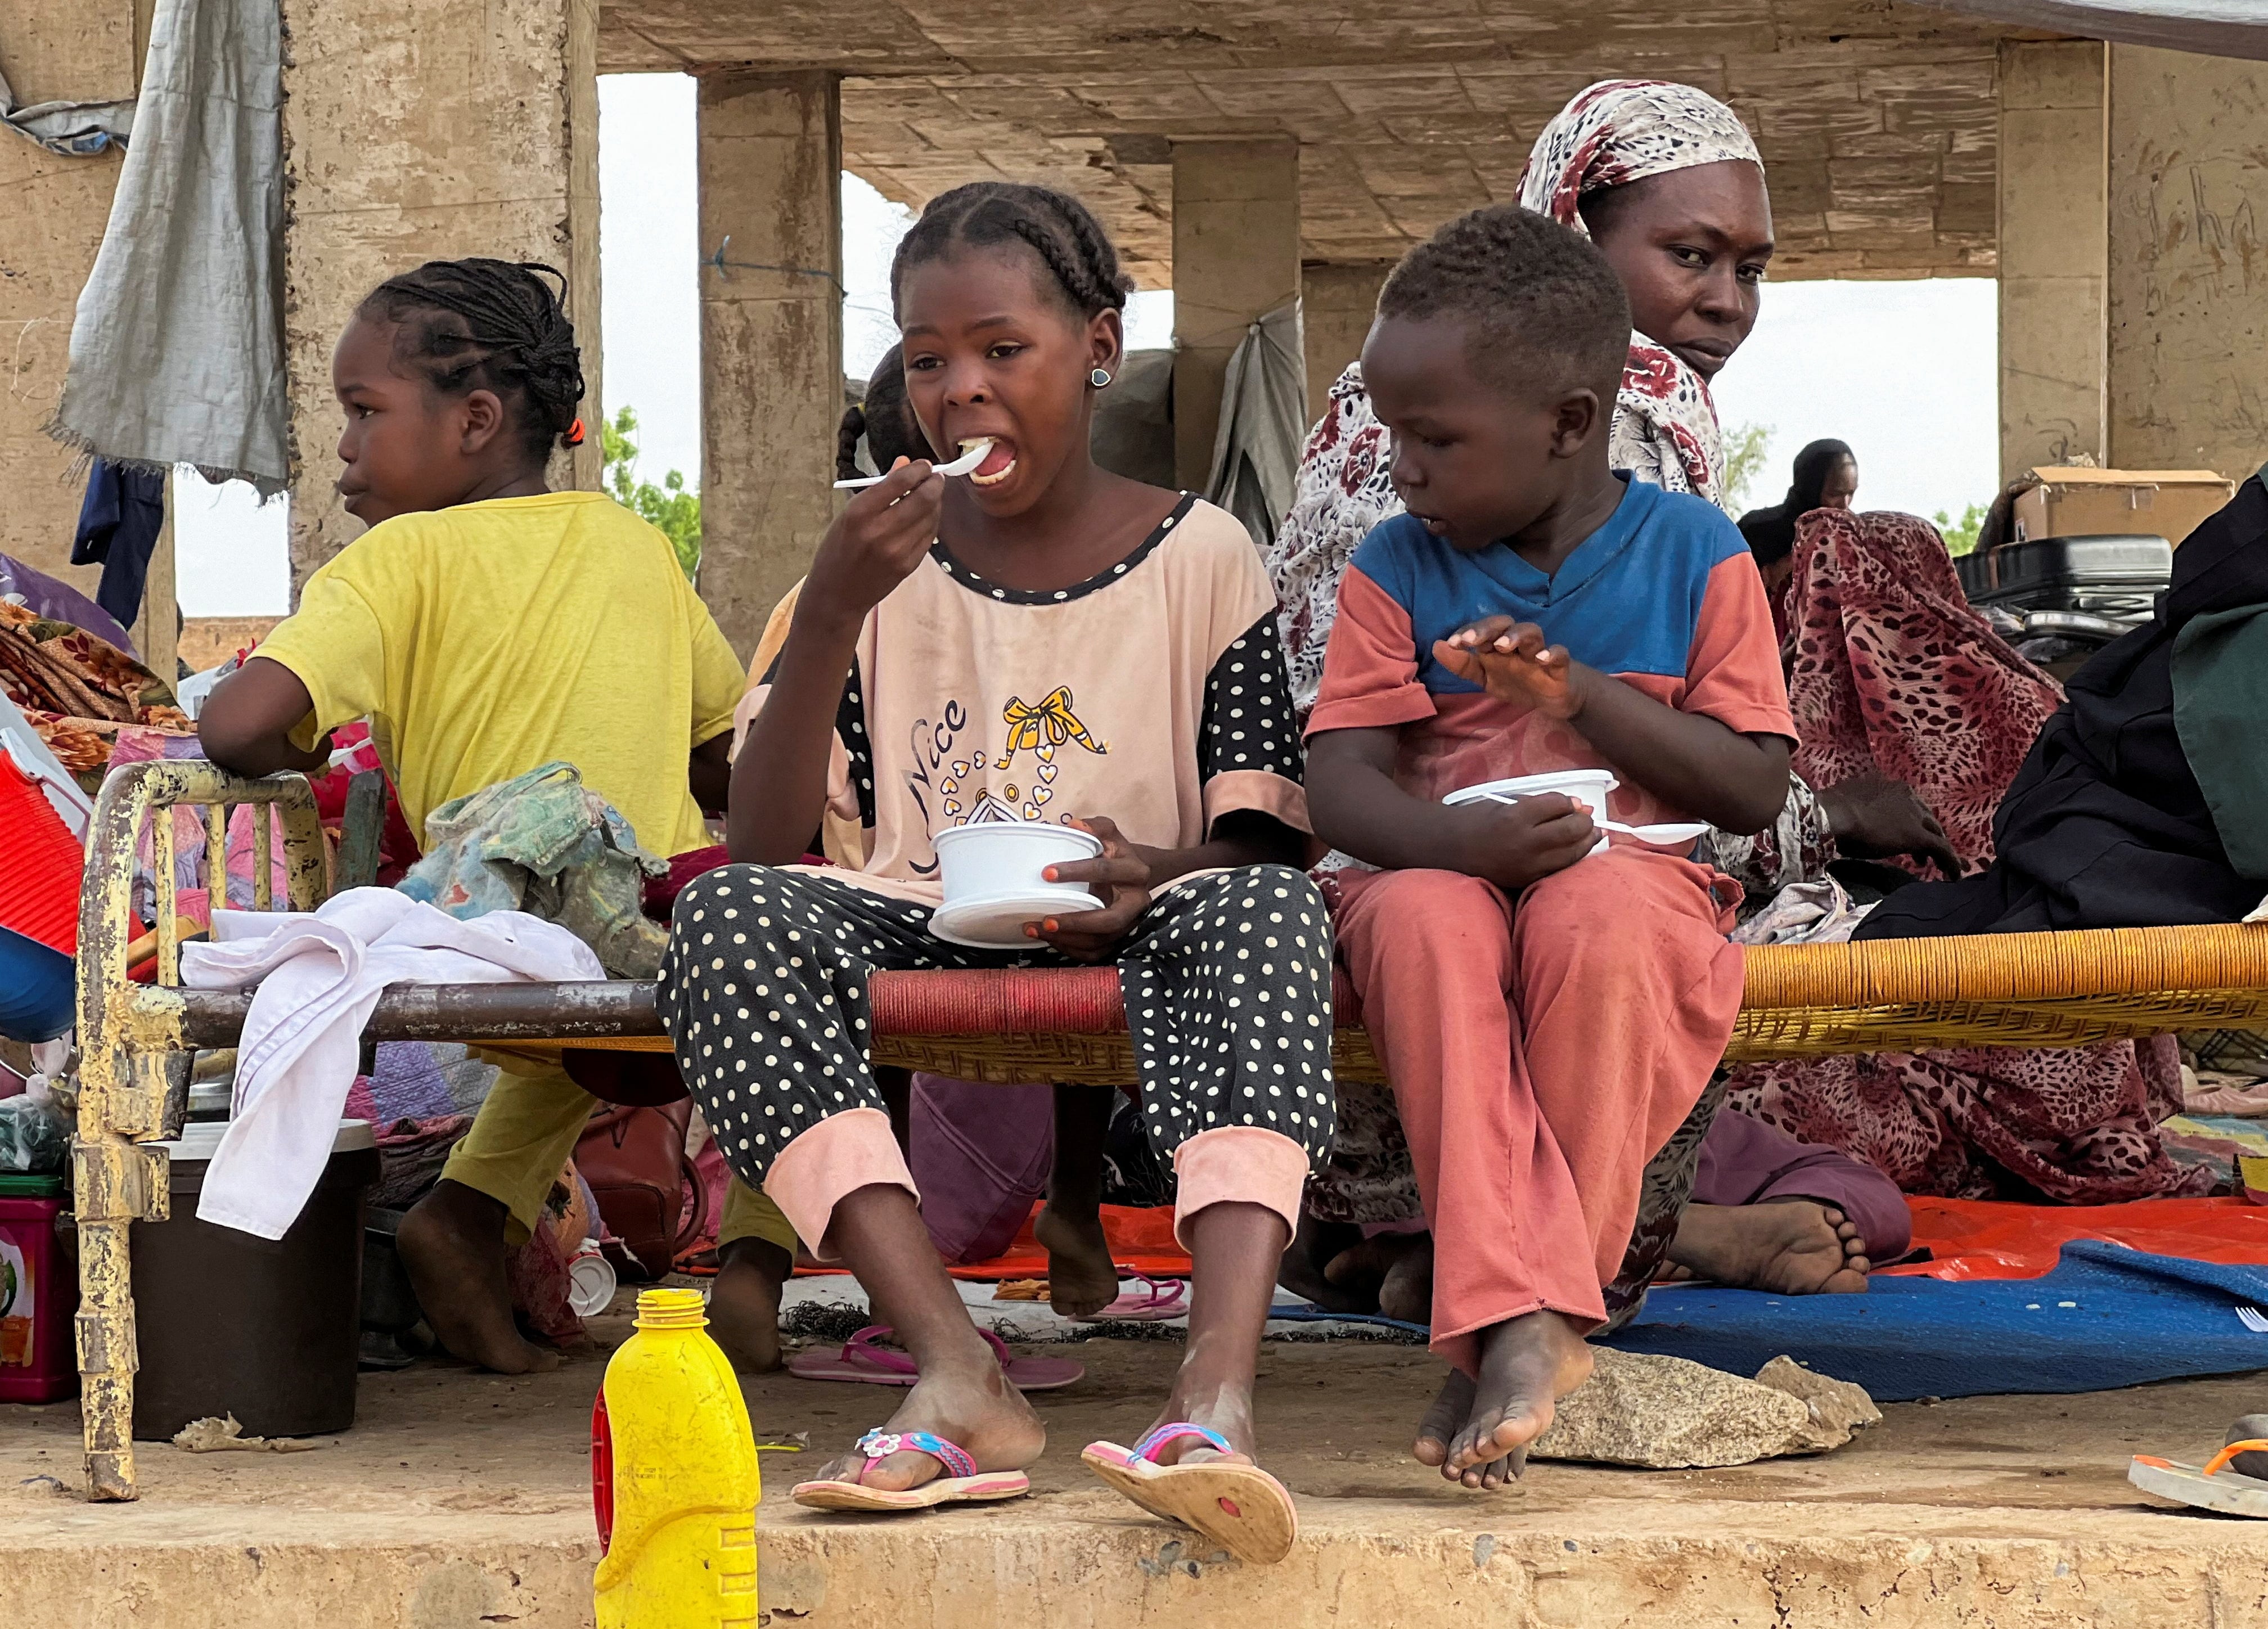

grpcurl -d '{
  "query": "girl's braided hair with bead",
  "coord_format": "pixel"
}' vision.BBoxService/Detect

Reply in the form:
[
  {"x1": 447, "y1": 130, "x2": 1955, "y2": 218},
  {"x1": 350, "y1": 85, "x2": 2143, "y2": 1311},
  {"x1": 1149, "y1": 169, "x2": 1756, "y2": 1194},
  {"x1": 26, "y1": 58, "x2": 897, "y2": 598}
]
[
  {"x1": 358, "y1": 258, "x2": 588, "y2": 461},
  {"x1": 889, "y1": 182, "x2": 1134, "y2": 322}
]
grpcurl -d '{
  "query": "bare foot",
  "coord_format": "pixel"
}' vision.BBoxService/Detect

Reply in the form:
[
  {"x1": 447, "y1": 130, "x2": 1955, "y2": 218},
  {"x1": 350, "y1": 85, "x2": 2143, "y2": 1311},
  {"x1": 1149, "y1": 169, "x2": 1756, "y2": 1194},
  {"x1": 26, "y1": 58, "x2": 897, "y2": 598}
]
[
  {"x1": 1278, "y1": 1216, "x2": 1378, "y2": 1313},
  {"x1": 707, "y1": 1236, "x2": 791, "y2": 1373},
  {"x1": 1413, "y1": 1311, "x2": 1592, "y2": 1488},
  {"x1": 1035, "y1": 1203, "x2": 1120, "y2": 1320},
  {"x1": 1375, "y1": 1234, "x2": 1433, "y2": 1325},
  {"x1": 1668, "y1": 1199, "x2": 1871, "y2": 1295},
  {"x1": 804, "y1": 1353, "x2": 1046, "y2": 1493},
  {"x1": 397, "y1": 1180, "x2": 560, "y2": 1375}
]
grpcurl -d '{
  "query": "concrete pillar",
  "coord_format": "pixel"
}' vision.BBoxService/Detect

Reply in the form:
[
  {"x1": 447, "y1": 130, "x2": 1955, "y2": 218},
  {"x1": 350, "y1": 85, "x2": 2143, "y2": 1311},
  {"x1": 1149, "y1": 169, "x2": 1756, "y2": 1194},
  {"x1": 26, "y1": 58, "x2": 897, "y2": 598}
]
[
  {"x1": 695, "y1": 69, "x2": 843, "y2": 660},
  {"x1": 1172, "y1": 138, "x2": 1301, "y2": 489},
  {"x1": 277, "y1": 0, "x2": 601, "y2": 598},
  {"x1": 1996, "y1": 41, "x2": 2107, "y2": 483},
  {"x1": 1300, "y1": 260, "x2": 1393, "y2": 424},
  {"x1": 0, "y1": 4, "x2": 139, "y2": 595},
  {"x1": 2107, "y1": 46, "x2": 2268, "y2": 479}
]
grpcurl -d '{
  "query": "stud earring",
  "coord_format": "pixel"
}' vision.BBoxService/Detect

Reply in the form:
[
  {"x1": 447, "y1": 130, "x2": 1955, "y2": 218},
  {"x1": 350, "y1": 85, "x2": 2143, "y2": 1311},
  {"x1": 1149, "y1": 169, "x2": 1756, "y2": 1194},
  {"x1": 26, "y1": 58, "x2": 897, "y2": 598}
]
[{"x1": 1090, "y1": 367, "x2": 1113, "y2": 389}]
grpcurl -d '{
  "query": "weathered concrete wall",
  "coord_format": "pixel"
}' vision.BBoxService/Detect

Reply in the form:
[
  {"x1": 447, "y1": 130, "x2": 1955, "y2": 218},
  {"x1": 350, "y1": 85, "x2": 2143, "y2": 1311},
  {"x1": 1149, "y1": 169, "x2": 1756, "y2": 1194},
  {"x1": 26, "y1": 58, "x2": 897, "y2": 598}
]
[
  {"x1": 0, "y1": 6, "x2": 141, "y2": 595},
  {"x1": 2107, "y1": 46, "x2": 2268, "y2": 479},
  {"x1": 1300, "y1": 260, "x2": 1391, "y2": 426},
  {"x1": 1997, "y1": 40, "x2": 2106, "y2": 482},
  {"x1": 696, "y1": 69, "x2": 843, "y2": 661},
  {"x1": 278, "y1": 0, "x2": 602, "y2": 599},
  {"x1": 1172, "y1": 137, "x2": 1301, "y2": 488}
]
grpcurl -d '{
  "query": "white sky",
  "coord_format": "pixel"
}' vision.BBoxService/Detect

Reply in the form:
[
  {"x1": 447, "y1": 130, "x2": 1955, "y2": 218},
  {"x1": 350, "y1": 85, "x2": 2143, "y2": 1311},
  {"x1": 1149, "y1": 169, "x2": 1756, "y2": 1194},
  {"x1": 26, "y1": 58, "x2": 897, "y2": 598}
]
[{"x1": 175, "y1": 70, "x2": 1999, "y2": 616}]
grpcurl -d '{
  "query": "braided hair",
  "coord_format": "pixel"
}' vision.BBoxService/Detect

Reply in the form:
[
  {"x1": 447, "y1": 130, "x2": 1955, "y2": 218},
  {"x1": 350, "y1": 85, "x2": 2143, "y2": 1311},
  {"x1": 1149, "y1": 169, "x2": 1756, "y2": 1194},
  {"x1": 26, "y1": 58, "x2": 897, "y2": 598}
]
[
  {"x1": 836, "y1": 348, "x2": 930, "y2": 482},
  {"x1": 357, "y1": 258, "x2": 587, "y2": 463},
  {"x1": 889, "y1": 182, "x2": 1133, "y2": 324},
  {"x1": 1378, "y1": 204, "x2": 1629, "y2": 400}
]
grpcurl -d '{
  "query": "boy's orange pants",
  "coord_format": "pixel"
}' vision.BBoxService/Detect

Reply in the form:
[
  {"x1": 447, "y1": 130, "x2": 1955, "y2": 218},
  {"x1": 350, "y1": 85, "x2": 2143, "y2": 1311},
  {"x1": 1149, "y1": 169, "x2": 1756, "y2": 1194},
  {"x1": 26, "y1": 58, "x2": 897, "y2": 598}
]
[{"x1": 1333, "y1": 847, "x2": 1743, "y2": 1376}]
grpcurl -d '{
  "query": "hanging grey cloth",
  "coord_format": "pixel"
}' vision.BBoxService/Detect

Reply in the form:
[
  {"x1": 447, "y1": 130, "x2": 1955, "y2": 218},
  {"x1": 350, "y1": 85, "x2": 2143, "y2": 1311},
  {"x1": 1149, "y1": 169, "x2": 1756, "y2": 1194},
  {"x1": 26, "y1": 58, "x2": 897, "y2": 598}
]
[
  {"x1": 1202, "y1": 302, "x2": 1307, "y2": 551},
  {"x1": 0, "y1": 53, "x2": 135, "y2": 156},
  {"x1": 1910, "y1": 0, "x2": 2268, "y2": 60},
  {"x1": 50, "y1": 0, "x2": 288, "y2": 493}
]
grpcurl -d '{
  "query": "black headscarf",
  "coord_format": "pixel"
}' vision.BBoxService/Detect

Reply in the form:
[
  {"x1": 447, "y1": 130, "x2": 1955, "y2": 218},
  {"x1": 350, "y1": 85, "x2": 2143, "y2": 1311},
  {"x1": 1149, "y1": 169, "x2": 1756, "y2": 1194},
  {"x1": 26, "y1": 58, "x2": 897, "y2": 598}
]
[
  {"x1": 1738, "y1": 439, "x2": 1855, "y2": 568},
  {"x1": 1857, "y1": 470, "x2": 2268, "y2": 937}
]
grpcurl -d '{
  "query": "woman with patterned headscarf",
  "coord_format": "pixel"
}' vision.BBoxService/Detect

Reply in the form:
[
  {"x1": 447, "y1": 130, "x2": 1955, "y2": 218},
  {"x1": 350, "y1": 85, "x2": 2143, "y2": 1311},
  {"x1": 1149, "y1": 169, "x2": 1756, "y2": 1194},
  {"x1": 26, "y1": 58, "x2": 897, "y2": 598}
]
[
  {"x1": 1270, "y1": 79, "x2": 1771, "y2": 714},
  {"x1": 1281, "y1": 82, "x2": 1937, "y2": 1326}
]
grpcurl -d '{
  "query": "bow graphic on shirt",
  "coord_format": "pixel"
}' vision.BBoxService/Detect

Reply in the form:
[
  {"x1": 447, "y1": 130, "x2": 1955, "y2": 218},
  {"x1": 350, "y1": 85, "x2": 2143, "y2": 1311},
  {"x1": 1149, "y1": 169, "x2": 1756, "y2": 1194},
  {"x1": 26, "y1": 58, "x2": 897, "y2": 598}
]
[{"x1": 994, "y1": 686, "x2": 1106, "y2": 769}]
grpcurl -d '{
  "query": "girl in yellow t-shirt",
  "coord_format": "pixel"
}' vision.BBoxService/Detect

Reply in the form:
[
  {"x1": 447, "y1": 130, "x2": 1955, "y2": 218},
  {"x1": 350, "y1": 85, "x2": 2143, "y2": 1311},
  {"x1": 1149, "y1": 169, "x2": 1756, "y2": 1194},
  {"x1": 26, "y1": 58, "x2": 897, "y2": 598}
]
[{"x1": 199, "y1": 258, "x2": 794, "y2": 1376}]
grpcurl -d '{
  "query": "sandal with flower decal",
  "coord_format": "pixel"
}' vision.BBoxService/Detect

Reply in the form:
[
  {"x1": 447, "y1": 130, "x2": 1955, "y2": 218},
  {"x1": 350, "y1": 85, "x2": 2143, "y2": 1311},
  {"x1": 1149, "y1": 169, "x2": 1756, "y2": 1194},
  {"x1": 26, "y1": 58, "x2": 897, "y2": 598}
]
[
  {"x1": 1082, "y1": 1422, "x2": 1298, "y2": 1563},
  {"x1": 792, "y1": 1428, "x2": 1033, "y2": 1513}
]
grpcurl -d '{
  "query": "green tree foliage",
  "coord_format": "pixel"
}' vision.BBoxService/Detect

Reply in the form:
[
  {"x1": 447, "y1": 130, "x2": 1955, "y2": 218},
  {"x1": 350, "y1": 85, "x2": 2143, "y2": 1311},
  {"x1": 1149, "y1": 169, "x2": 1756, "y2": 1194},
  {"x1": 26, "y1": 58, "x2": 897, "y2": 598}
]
[
  {"x1": 1720, "y1": 422, "x2": 1773, "y2": 513},
  {"x1": 1933, "y1": 502, "x2": 1988, "y2": 557},
  {"x1": 602, "y1": 406, "x2": 701, "y2": 580}
]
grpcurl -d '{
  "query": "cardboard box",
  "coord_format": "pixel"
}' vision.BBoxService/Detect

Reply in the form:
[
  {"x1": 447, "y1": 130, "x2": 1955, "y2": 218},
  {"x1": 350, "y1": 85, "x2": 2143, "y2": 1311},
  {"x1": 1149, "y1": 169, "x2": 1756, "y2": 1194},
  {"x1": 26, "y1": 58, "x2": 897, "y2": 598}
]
[{"x1": 2012, "y1": 466, "x2": 2235, "y2": 547}]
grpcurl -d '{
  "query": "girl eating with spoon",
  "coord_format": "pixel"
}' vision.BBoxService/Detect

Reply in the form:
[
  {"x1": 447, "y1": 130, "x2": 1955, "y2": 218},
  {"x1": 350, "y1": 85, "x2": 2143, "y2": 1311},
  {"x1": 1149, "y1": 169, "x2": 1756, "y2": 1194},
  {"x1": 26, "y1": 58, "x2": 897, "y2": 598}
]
[{"x1": 664, "y1": 181, "x2": 1330, "y2": 1565}]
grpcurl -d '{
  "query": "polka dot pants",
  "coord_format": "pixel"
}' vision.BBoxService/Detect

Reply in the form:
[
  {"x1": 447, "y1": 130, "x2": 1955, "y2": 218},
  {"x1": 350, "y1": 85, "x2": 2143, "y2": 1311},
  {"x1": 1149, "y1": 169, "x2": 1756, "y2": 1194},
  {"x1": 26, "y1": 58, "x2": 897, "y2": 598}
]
[{"x1": 655, "y1": 863, "x2": 1338, "y2": 1193}]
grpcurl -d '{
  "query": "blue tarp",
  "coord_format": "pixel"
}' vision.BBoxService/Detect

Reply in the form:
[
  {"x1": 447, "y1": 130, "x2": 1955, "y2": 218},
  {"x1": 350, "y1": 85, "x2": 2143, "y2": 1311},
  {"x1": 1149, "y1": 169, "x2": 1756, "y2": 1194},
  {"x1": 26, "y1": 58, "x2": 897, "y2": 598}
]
[{"x1": 1606, "y1": 1242, "x2": 2268, "y2": 1400}]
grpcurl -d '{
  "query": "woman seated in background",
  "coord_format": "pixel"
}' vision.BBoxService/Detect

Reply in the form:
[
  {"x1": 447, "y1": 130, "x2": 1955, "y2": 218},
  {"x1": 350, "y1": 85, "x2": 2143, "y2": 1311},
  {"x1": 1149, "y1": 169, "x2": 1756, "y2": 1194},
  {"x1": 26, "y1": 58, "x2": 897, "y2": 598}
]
[
  {"x1": 1722, "y1": 503, "x2": 2212, "y2": 1205},
  {"x1": 1737, "y1": 438, "x2": 1857, "y2": 613}
]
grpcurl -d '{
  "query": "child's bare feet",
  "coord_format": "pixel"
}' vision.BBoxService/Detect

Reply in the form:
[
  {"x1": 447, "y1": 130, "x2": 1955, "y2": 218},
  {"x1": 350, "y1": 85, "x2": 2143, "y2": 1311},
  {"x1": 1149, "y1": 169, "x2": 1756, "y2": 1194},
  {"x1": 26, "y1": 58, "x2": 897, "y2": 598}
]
[
  {"x1": 804, "y1": 1353, "x2": 1046, "y2": 1493},
  {"x1": 397, "y1": 1180, "x2": 560, "y2": 1375},
  {"x1": 1035, "y1": 1203, "x2": 1120, "y2": 1320},
  {"x1": 1667, "y1": 1199, "x2": 1871, "y2": 1295},
  {"x1": 1411, "y1": 1310, "x2": 1592, "y2": 1488},
  {"x1": 707, "y1": 1236, "x2": 792, "y2": 1372}
]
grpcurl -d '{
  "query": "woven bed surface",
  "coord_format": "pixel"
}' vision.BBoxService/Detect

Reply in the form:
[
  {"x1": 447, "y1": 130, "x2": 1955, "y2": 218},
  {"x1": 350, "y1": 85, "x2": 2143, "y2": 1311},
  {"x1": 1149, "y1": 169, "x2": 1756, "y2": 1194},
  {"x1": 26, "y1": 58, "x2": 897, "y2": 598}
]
[{"x1": 508, "y1": 924, "x2": 2268, "y2": 1080}]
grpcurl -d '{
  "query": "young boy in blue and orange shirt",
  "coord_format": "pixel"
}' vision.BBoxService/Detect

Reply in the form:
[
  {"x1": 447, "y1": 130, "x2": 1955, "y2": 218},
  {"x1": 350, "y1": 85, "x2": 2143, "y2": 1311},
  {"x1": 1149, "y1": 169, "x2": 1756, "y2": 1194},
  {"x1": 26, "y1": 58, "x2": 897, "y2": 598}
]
[{"x1": 1305, "y1": 205, "x2": 1794, "y2": 1488}]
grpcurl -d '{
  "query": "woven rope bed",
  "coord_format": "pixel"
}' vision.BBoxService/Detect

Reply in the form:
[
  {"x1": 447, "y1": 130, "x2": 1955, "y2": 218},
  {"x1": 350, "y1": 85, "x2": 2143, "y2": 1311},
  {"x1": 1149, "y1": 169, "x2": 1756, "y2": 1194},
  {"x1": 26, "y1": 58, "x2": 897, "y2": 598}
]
[{"x1": 469, "y1": 920, "x2": 2268, "y2": 1083}]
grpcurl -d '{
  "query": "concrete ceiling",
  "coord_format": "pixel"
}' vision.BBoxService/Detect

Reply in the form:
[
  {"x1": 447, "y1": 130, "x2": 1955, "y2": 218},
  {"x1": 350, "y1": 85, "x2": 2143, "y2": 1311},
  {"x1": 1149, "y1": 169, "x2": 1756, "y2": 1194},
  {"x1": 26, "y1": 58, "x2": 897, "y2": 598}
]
[{"x1": 600, "y1": 1, "x2": 2032, "y2": 285}]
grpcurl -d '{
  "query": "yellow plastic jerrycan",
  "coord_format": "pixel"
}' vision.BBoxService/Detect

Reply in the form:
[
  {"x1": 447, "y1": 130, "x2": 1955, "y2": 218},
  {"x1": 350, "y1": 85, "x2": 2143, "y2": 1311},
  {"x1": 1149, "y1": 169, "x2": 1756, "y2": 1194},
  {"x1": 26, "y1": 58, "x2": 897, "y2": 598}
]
[{"x1": 592, "y1": 1288, "x2": 760, "y2": 1627}]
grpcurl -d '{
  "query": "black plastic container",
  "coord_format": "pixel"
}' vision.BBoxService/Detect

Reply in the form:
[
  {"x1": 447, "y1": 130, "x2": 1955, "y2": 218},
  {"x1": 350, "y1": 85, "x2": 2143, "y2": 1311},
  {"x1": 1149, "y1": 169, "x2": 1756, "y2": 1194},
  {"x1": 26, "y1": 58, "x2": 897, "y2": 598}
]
[
  {"x1": 129, "y1": 1119, "x2": 379, "y2": 1441},
  {"x1": 1959, "y1": 533, "x2": 2171, "y2": 621}
]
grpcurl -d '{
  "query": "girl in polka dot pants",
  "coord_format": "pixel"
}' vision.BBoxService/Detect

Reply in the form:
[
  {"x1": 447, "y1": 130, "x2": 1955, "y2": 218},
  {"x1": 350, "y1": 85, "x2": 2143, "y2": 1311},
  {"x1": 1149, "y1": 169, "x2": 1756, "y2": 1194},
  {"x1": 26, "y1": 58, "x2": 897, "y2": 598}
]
[
  {"x1": 659, "y1": 856, "x2": 1335, "y2": 1511},
  {"x1": 669, "y1": 180, "x2": 1336, "y2": 1560}
]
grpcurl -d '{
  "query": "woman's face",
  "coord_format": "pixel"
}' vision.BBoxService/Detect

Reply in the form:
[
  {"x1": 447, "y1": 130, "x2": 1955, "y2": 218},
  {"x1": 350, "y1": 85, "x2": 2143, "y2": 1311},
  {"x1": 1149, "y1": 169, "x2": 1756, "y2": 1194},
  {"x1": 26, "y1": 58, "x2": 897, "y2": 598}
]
[
  {"x1": 1581, "y1": 159, "x2": 1774, "y2": 380},
  {"x1": 1819, "y1": 456, "x2": 1859, "y2": 510}
]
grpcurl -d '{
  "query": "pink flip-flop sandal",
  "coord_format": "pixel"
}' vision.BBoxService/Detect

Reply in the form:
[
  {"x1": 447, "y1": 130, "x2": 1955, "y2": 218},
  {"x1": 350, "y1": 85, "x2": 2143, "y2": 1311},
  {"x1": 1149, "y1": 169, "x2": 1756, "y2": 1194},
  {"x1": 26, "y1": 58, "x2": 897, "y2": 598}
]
[
  {"x1": 788, "y1": 1324, "x2": 1086, "y2": 1390},
  {"x1": 1082, "y1": 1422, "x2": 1299, "y2": 1565},
  {"x1": 793, "y1": 1428, "x2": 1032, "y2": 1512},
  {"x1": 1079, "y1": 1274, "x2": 1189, "y2": 1322}
]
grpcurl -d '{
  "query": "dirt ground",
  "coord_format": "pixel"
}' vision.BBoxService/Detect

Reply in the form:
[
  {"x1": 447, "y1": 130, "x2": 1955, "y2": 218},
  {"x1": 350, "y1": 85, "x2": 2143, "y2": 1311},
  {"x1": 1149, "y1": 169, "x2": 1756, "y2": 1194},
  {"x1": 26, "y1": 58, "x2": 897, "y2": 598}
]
[
  {"x1": 1, "y1": 1299, "x2": 2258, "y2": 1522},
  {"x1": 5, "y1": 1302, "x2": 2266, "y2": 1627}
]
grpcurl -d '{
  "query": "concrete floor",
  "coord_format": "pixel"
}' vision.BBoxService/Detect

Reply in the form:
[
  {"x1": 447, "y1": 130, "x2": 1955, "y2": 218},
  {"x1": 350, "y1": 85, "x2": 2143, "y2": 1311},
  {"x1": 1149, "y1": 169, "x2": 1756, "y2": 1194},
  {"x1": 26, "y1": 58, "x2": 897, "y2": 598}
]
[{"x1": 4, "y1": 1301, "x2": 2265, "y2": 1627}]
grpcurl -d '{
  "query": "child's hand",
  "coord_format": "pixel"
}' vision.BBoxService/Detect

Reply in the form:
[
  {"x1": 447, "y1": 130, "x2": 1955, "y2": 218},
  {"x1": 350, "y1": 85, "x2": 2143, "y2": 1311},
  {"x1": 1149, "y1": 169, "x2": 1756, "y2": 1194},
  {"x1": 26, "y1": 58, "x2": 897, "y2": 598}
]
[
  {"x1": 1433, "y1": 616, "x2": 1581, "y2": 719},
  {"x1": 1028, "y1": 814, "x2": 1153, "y2": 962},
  {"x1": 804, "y1": 457, "x2": 945, "y2": 627},
  {"x1": 1459, "y1": 793, "x2": 1596, "y2": 890}
]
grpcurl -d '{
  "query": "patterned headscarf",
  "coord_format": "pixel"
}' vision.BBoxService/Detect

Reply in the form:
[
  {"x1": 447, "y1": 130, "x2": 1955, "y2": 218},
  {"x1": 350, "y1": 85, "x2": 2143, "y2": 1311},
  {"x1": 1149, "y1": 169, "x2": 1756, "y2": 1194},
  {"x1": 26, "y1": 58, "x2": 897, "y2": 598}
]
[{"x1": 1266, "y1": 79, "x2": 1765, "y2": 714}]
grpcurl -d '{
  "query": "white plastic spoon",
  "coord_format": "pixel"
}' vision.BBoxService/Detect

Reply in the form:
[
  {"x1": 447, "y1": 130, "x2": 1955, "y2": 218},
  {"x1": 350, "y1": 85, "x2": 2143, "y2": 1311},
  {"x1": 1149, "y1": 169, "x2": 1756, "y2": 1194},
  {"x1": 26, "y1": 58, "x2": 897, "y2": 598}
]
[
  {"x1": 832, "y1": 438, "x2": 994, "y2": 489},
  {"x1": 1466, "y1": 791, "x2": 1707, "y2": 845}
]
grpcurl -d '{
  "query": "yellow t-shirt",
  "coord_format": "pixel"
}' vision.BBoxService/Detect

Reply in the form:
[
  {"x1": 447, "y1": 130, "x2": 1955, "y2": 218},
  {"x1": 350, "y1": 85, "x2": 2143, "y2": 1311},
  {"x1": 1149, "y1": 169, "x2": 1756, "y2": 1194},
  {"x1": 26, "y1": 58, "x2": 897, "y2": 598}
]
[{"x1": 256, "y1": 491, "x2": 743, "y2": 858}]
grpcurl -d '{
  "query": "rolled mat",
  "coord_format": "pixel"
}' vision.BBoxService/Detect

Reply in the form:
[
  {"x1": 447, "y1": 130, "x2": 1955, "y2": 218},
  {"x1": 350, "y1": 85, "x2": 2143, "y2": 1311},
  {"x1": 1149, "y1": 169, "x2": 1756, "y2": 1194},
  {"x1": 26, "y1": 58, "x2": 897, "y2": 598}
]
[{"x1": 1608, "y1": 1242, "x2": 2268, "y2": 1401}]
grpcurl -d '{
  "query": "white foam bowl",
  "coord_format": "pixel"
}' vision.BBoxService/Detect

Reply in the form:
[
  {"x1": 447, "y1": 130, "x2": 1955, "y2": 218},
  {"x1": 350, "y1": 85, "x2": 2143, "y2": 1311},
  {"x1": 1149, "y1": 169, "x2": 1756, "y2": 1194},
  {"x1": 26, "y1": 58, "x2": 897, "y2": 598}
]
[
  {"x1": 1443, "y1": 768, "x2": 1619, "y2": 856},
  {"x1": 933, "y1": 821, "x2": 1105, "y2": 906}
]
